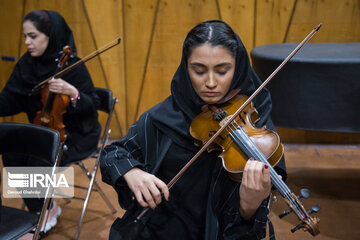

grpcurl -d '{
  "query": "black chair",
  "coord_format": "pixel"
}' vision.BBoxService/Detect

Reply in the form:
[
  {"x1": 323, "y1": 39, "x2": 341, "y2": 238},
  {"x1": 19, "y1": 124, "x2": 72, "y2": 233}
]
[
  {"x1": 72, "y1": 87, "x2": 118, "y2": 239},
  {"x1": 0, "y1": 122, "x2": 63, "y2": 240}
]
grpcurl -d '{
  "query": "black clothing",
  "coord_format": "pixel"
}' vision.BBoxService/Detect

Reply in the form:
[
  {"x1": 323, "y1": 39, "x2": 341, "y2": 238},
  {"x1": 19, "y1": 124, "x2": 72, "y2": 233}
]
[
  {"x1": 101, "y1": 113, "x2": 271, "y2": 240},
  {"x1": 101, "y1": 20, "x2": 286, "y2": 239}
]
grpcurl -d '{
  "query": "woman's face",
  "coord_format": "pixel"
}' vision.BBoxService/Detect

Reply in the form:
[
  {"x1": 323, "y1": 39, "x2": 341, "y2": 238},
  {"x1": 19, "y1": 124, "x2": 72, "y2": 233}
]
[
  {"x1": 187, "y1": 43, "x2": 235, "y2": 105},
  {"x1": 23, "y1": 20, "x2": 49, "y2": 57}
]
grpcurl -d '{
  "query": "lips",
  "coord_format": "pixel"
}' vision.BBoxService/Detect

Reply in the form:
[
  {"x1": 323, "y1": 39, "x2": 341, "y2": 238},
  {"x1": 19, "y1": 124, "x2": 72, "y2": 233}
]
[{"x1": 203, "y1": 92, "x2": 217, "y2": 97}]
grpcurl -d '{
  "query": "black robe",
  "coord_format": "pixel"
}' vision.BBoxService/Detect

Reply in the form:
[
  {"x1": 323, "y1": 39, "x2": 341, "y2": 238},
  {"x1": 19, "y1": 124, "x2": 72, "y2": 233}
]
[
  {"x1": 100, "y1": 20, "x2": 286, "y2": 239},
  {"x1": 0, "y1": 10, "x2": 100, "y2": 165}
]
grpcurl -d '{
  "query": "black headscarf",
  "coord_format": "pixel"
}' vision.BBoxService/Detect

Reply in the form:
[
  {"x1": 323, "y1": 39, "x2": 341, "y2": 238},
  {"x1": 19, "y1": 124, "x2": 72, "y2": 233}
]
[
  {"x1": 149, "y1": 20, "x2": 272, "y2": 147},
  {"x1": 4, "y1": 10, "x2": 77, "y2": 95}
]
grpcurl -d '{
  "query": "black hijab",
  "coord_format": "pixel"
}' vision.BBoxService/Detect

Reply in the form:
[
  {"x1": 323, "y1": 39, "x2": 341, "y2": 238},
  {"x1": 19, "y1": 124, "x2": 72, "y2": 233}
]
[
  {"x1": 4, "y1": 10, "x2": 76, "y2": 96},
  {"x1": 149, "y1": 20, "x2": 272, "y2": 147}
]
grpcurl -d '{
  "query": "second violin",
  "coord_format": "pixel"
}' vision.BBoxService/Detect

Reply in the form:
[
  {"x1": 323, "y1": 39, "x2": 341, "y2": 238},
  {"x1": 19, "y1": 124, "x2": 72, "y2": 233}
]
[{"x1": 33, "y1": 46, "x2": 72, "y2": 142}]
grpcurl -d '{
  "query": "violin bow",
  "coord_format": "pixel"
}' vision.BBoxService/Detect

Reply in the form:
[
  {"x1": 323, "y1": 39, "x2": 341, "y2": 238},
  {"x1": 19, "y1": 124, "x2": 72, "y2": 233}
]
[{"x1": 31, "y1": 37, "x2": 121, "y2": 93}]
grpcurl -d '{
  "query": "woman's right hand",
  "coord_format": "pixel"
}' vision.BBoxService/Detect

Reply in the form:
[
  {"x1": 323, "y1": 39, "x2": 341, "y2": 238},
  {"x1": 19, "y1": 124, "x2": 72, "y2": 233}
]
[{"x1": 123, "y1": 168, "x2": 169, "y2": 209}]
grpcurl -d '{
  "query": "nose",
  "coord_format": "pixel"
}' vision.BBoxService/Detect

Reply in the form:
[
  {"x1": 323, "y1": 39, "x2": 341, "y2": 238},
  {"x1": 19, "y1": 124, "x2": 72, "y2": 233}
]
[
  {"x1": 205, "y1": 71, "x2": 217, "y2": 89},
  {"x1": 25, "y1": 36, "x2": 31, "y2": 46}
]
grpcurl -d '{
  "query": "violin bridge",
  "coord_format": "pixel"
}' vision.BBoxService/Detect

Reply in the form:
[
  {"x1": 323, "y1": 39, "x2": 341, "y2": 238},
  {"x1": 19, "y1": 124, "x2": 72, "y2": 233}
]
[
  {"x1": 219, "y1": 115, "x2": 233, "y2": 128},
  {"x1": 40, "y1": 116, "x2": 50, "y2": 124}
]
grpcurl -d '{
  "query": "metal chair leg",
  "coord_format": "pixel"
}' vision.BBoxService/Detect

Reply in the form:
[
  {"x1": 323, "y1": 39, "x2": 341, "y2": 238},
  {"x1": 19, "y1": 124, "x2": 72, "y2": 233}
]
[
  {"x1": 73, "y1": 161, "x2": 117, "y2": 240},
  {"x1": 76, "y1": 162, "x2": 117, "y2": 212}
]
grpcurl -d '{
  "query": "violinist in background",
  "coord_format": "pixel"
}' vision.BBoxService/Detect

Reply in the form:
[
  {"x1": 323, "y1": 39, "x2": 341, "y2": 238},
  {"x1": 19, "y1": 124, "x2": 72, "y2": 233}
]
[
  {"x1": 100, "y1": 20, "x2": 286, "y2": 240},
  {"x1": 0, "y1": 10, "x2": 100, "y2": 235}
]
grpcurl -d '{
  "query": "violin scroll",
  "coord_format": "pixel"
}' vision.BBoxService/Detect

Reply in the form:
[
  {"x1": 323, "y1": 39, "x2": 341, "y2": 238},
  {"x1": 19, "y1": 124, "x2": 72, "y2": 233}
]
[
  {"x1": 58, "y1": 45, "x2": 72, "y2": 69},
  {"x1": 280, "y1": 189, "x2": 320, "y2": 236}
]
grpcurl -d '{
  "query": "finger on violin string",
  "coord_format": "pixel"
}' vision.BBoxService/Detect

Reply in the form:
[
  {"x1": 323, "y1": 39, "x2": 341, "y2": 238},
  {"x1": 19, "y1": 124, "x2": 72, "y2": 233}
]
[{"x1": 262, "y1": 164, "x2": 271, "y2": 185}]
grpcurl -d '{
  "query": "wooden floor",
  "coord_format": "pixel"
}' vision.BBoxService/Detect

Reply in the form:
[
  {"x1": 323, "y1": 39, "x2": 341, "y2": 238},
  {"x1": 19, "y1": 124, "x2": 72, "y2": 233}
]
[{"x1": 1, "y1": 143, "x2": 360, "y2": 240}]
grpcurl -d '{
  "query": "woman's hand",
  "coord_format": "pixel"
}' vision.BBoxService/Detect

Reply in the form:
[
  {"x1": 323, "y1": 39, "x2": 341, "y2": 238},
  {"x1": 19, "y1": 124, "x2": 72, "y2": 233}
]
[
  {"x1": 123, "y1": 168, "x2": 169, "y2": 209},
  {"x1": 48, "y1": 77, "x2": 78, "y2": 98},
  {"x1": 239, "y1": 158, "x2": 271, "y2": 220}
]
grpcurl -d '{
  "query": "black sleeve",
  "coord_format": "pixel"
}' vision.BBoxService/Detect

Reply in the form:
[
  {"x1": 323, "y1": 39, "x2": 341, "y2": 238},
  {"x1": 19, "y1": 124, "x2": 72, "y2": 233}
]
[
  {"x1": 64, "y1": 63, "x2": 100, "y2": 115},
  {"x1": 219, "y1": 194, "x2": 270, "y2": 239},
  {"x1": 61, "y1": 62, "x2": 100, "y2": 136},
  {"x1": 100, "y1": 121, "x2": 145, "y2": 209}
]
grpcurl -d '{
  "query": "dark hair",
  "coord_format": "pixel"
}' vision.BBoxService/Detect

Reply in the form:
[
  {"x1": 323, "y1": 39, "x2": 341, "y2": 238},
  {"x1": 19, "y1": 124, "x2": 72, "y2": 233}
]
[
  {"x1": 183, "y1": 20, "x2": 238, "y2": 61},
  {"x1": 23, "y1": 10, "x2": 51, "y2": 36}
]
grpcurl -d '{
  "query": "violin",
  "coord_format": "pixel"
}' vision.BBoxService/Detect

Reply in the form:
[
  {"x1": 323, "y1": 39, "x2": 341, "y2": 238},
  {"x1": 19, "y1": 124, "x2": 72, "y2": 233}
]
[
  {"x1": 190, "y1": 94, "x2": 320, "y2": 236},
  {"x1": 190, "y1": 94, "x2": 283, "y2": 181},
  {"x1": 33, "y1": 46, "x2": 72, "y2": 142}
]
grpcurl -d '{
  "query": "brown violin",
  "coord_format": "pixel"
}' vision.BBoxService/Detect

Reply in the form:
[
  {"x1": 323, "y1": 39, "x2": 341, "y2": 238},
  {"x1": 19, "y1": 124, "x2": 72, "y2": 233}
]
[
  {"x1": 190, "y1": 94, "x2": 320, "y2": 236},
  {"x1": 190, "y1": 94, "x2": 283, "y2": 181},
  {"x1": 33, "y1": 46, "x2": 72, "y2": 142}
]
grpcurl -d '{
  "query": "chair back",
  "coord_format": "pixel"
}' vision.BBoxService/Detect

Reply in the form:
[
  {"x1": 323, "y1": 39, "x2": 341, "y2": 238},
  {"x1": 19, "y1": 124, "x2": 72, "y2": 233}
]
[
  {"x1": 96, "y1": 87, "x2": 115, "y2": 114},
  {"x1": 95, "y1": 87, "x2": 117, "y2": 148},
  {"x1": 0, "y1": 122, "x2": 60, "y2": 165},
  {"x1": 0, "y1": 122, "x2": 62, "y2": 240}
]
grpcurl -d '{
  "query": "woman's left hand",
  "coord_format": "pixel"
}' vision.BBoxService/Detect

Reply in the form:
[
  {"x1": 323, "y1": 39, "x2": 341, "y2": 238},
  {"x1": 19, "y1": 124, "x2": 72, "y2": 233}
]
[
  {"x1": 239, "y1": 158, "x2": 271, "y2": 220},
  {"x1": 48, "y1": 77, "x2": 78, "y2": 98}
]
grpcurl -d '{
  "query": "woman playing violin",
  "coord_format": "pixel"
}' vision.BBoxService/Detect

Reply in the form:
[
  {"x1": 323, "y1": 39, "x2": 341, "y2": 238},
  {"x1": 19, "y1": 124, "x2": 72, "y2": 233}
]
[
  {"x1": 0, "y1": 10, "x2": 100, "y2": 234},
  {"x1": 101, "y1": 20, "x2": 286, "y2": 239}
]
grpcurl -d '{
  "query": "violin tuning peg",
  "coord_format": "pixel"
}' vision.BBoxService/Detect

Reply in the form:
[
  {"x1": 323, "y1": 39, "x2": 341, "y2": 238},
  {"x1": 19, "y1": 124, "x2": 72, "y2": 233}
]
[
  {"x1": 308, "y1": 204, "x2": 321, "y2": 215},
  {"x1": 279, "y1": 208, "x2": 292, "y2": 219},
  {"x1": 297, "y1": 188, "x2": 310, "y2": 199},
  {"x1": 291, "y1": 223, "x2": 303, "y2": 233}
]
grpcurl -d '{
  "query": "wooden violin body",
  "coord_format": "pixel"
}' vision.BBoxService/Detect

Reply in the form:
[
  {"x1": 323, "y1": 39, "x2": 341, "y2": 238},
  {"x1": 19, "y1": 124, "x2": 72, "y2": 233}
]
[
  {"x1": 33, "y1": 85, "x2": 69, "y2": 142},
  {"x1": 33, "y1": 46, "x2": 72, "y2": 142},
  {"x1": 190, "y1": 94, "x2": 283, "y2": 181}
]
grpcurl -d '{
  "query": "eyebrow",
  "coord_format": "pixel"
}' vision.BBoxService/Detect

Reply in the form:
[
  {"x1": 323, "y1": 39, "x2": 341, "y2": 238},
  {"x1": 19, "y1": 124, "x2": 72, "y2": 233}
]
[
  {"x1": 189, "y1": 62, "x2": 233, "y2": 68},
  {"x1": 24, "y1": 32, "x2": 37, "y2": 36}
]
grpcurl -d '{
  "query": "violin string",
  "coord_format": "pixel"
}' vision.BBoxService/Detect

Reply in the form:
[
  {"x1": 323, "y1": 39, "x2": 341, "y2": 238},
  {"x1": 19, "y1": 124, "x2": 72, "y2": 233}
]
[
  {"x1": 227, "y1": 123, "x2": 304, "y2": 218},
  {"x1": 228, "y1": 120, "x2": 305, "y2": 217},
  {"x1": 231, "y1": 121, "x2": 305, "y2": 218},
  {"x1": 225, "y1": 120, "x2": 306, "y2": 218}
]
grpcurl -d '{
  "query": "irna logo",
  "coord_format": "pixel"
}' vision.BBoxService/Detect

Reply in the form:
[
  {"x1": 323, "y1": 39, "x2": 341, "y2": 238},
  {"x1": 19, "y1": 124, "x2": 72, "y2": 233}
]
[
  {"x1": 3, "y1": 167, "x2": 74, "y2": 198},
  {"x1": 7, "y1": 172, "x2": 69, "y2": 188}
]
